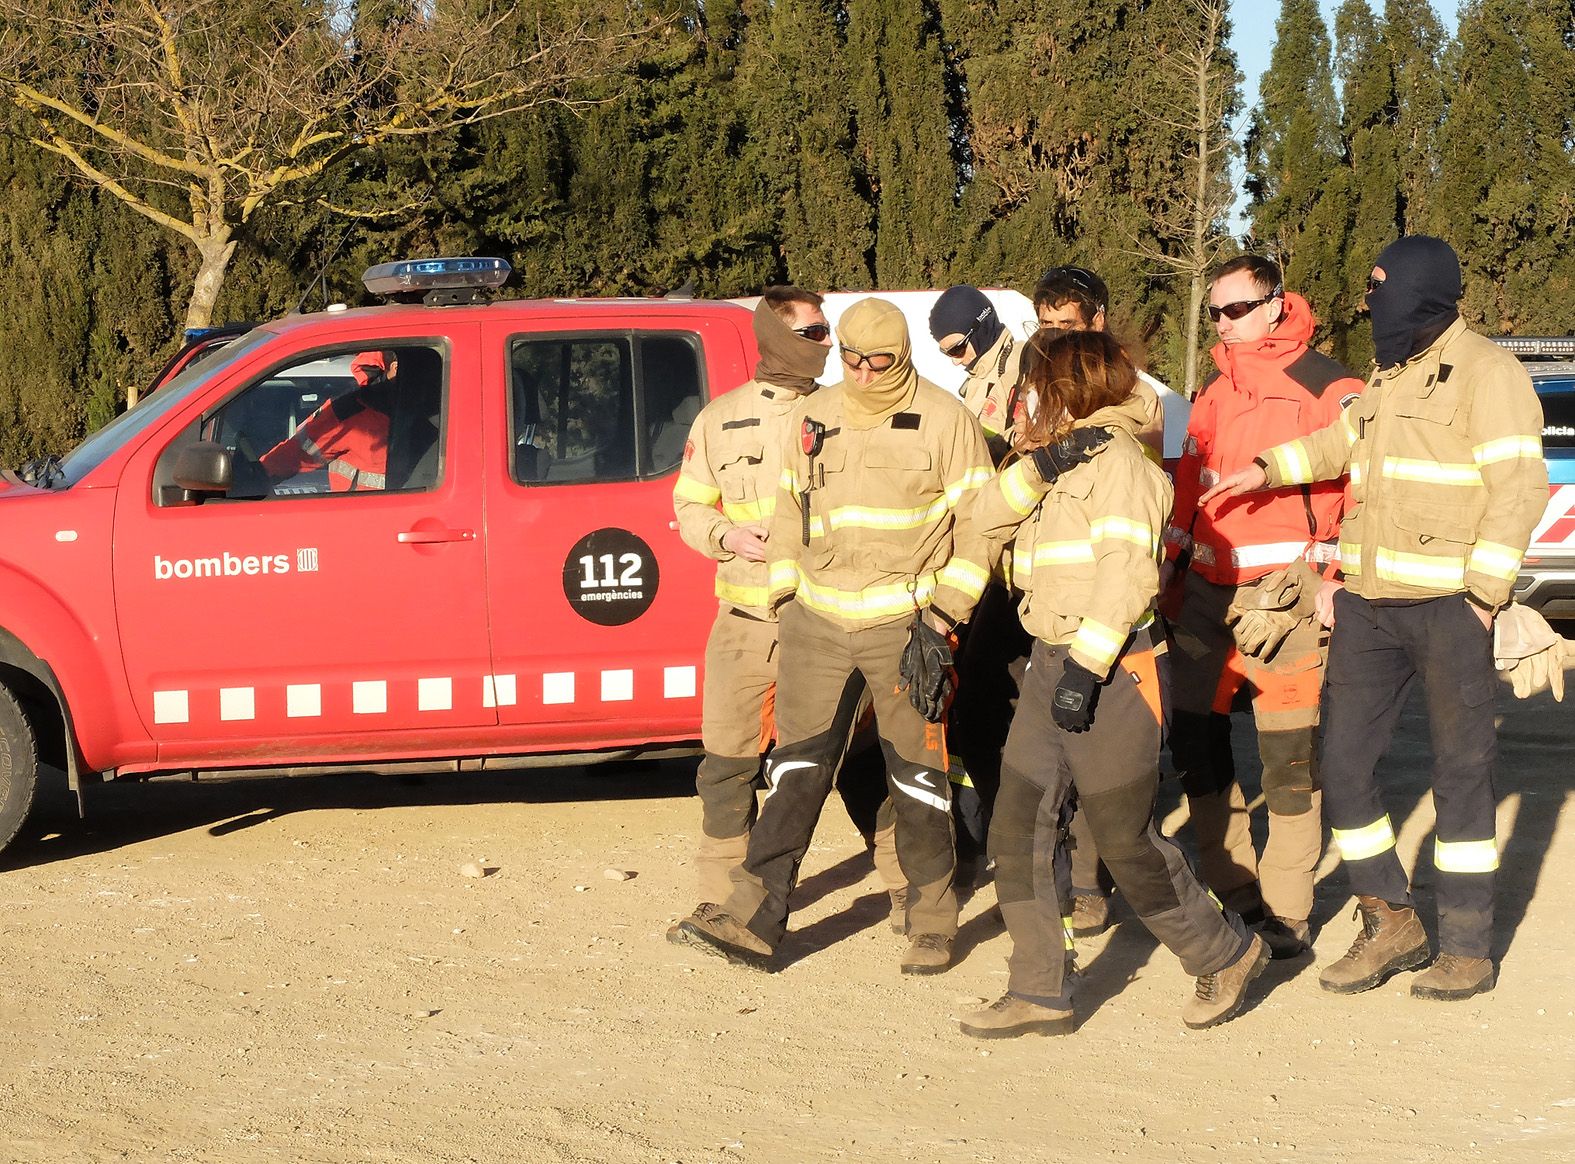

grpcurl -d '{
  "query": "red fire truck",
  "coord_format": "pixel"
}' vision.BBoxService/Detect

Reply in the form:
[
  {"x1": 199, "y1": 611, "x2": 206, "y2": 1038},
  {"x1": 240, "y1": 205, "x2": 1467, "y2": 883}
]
[{"x1": 0, "y1": 259, "x2": 754, "y2": 854}]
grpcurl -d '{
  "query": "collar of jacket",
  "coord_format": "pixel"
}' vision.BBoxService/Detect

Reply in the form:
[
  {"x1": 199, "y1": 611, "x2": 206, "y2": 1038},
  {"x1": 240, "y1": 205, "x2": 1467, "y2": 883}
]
[
  {"x1": 1209, "y1": 291, "x2": 1319, "y2": 392},
  {"x1": 970, "y1": 327, "x2": 1015, "y2": 380},
  {"x1": 1371, "y1": 316, "x2": 1470, "y2": 383}
]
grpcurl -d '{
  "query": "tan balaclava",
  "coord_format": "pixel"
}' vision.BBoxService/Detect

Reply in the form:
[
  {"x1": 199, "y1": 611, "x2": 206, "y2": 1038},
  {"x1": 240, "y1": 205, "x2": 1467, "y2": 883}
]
[
  {"x1": 753, "y1": 299, "x2": 828, "y2": 395},
  {"x1": 837, "y1": 297, "x2": 919, "y2": 429}
]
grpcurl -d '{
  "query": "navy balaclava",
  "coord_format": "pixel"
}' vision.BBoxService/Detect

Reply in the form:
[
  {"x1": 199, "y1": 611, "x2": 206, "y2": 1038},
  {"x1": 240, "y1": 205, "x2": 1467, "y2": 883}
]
[
  {"x1": 928, "y1": 285, "x2": 1003, "y2": 369},
  {"x1": 1367, "y1": 236, "x2": 1462, "y2": 369}
]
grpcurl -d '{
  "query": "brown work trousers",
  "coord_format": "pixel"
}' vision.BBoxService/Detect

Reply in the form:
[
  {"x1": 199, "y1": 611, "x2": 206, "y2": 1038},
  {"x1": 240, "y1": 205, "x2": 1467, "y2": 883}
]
[
  {"x1": 721, "y1": 601, "x2": 957, "y2": 948},
  {"x1": 1168, "y1": 569, "x2": 1327, "y2": 924}
]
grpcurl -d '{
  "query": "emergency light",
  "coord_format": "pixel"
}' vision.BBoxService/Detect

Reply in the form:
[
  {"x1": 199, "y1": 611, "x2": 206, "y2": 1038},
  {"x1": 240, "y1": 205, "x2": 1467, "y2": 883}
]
[
  {"x1": 362, "y1": 257, "x2": 512, "y2": 305},
  {"x1": 1492, "y1": 336, "x2": 1575, "y2": 358}
]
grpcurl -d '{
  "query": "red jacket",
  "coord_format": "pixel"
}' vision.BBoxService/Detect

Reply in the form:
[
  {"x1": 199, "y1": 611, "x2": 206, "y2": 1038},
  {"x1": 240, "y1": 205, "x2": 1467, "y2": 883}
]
[
  {"x1": 1166, "y1": 293, "x2": 1364, "y2": 585},
  {"x1": 261, "y1": 390, "x2": 391, "y2": 492}
]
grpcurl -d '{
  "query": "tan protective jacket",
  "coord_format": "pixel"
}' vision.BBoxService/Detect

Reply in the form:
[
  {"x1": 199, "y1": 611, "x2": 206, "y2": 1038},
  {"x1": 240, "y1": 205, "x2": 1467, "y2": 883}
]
[
  {"x1": 673, "y1": 379, "x2": 803, "y2": 618},
  {"x1": 969, "y1": 392, "x2": 1170, "y2": 678},
  {"x1": 1260, "y1": 319, "x2": 1546, "y2": 609},
  {"x1": 960, "y1": 329, "x2": 1025, "y2": 448},
  {"x1": 766, "y1": 380, "x2": 996, "y2": 629}
]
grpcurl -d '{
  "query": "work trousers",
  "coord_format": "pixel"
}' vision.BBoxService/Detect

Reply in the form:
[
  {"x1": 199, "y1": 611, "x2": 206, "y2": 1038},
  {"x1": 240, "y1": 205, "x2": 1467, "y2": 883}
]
[
  {"x1": 1168, "y1": 569, "x2": 1326, "y2": 923},
  {"x1": 695, "y1": 607, "x2": 896, "y2": 906},
  {"x1": 1322, "y1": 591, "x2": 1499, "y2": 958},
  {"x1": 992, "y1": 633, "x2": 1247, "y2": 1003},
  {"x1": 723, "y1": 601, "x2": 957, "y2": 948}
]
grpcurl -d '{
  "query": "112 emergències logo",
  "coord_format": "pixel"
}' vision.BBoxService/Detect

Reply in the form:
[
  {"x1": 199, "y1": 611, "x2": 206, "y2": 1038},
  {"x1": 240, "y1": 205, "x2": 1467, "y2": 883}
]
[{"x1": 154, "y1": 548, "x2": 320, "y2": 580}]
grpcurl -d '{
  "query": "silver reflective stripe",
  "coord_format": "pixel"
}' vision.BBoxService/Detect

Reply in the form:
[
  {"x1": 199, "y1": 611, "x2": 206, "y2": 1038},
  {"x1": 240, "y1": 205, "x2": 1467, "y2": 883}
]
[{"x1": 329, "y1": 459, "x2": 386, "y2": 490}]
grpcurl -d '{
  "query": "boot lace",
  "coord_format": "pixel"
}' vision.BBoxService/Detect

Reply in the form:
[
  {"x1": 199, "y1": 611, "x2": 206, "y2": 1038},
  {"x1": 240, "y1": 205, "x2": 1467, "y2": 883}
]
[
  {"x1": 910, "y1": 933, "x2": 950, "y2": 954},
  {"x1": 1193, "y1": 970, "x2": 1221, "y2": 1002},
  {"x1": 1340, "y1": 902, "x2": 1382, "y2": 960}
]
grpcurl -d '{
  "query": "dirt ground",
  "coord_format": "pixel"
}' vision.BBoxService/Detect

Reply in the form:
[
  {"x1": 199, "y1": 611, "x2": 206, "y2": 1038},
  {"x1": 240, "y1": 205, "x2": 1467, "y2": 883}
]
[{"x1": 1, "y1": 679, "x2": 1572, "y2": 1164}]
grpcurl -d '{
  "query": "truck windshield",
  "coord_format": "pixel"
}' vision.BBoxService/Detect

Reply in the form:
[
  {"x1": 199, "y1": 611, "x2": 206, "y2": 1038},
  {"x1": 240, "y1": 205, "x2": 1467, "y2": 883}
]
[{"x1": 54, "y1": 329, "x2": 273, "y2": 488}]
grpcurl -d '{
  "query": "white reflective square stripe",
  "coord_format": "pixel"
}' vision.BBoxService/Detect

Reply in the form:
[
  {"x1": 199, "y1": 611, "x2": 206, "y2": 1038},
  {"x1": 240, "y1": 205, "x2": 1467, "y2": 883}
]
[
  {"x1": 219, "y1": 687, "x2": 255, "y2": 722},
  {"x1": 542, "y1": 672, "x2": 575, "y2": 705},
  {"x1": 152, "y1": 690, "x2": 189, "y2": 725},
  {"x1": 417, "y1": 677, "x2": 453, "y2": 712},
  {"x1": 286, "y1": 684, "x2": 321, "y2": 718},
  {"x1": 601, "y1": 670, "x2": 634, "y2": 702},
  {"x1": 353, "y1": 680, "x2": 388, "y2": 714},
  {"x1": 1332, "y1": 816, "x2": 1396, "y2": 862},
  {"x1": 1435, "y1": 837, "x2": 1499, "y2": 874},
  {"x1": 483, "y1": 674, "x2": 517, "y2": 708},
  {"x1": 664, "y1": 666, "x2": 697, "y2": 699}
]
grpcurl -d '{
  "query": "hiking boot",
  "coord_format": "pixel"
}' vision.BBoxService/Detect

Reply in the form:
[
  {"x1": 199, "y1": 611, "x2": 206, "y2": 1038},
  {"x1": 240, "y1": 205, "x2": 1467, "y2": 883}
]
[
  {"x1": 1410, "y1": 953, "x2": 1496, "y2": 1001},
  {"x1": 1257, "y1": 915, "x2": 1311, "y2": 960},
  {"x1": 676, "y1": 911, "x2": 774, "y2": 970},
  {"x1": 1070, "y1": 892, "x2": 1111, "y2": 938},
  {"x1": 958, "y1": 994, "x2": 1074, "y2": 1040},
  {"x1": 665, "y1": 901, "x2": 721, "y2": 945},
  {"x1": 888, "y1": 887, "x2": 909, "y2": 935},
  {"x1": 1183, "y1": 933, "x2": 1270, "y2": 1029},
  {"x1": 900, "y1": 933, "x2": 953, "y2": 976},
  {"x1": 1318, "y1": 896, "x2": 1430, "y2": 995}
]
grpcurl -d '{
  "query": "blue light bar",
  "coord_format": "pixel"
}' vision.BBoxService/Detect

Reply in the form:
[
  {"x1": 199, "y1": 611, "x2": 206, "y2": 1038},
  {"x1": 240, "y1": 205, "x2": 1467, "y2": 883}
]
[{"x1": 362, "y1": 257, "x2": 512, "y2": 298}]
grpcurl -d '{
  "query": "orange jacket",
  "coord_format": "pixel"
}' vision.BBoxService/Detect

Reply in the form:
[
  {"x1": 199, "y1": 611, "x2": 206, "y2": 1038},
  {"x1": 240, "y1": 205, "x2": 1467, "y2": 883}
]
[
  {"x1": 262, "y1": 390, "x2": 391, "y2": 492},
  {"x1": 1166, "y1": 293, "x2": 1363, "y2": 584}
]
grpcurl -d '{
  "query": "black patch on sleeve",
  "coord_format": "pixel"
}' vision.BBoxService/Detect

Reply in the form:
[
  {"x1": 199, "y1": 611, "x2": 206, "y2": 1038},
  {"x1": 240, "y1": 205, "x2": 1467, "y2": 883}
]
[
  {"x1": 890, "y1": 413, "x2": 921, "y2": 430},
  {"x1": 1437, "y1": 364, "x2": 1453, "y2": 382},
  {"x1": 1283, "y1": 349, "x2": 1357, "y2": 399},
  {"x1": 721, "y1": 417, "x2": 761, "y2": 430}
]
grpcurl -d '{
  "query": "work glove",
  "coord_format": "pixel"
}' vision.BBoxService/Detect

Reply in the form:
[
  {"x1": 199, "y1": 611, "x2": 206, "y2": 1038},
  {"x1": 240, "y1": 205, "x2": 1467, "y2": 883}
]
[
  {"x1": 1028, "y1": 426, "x2": 1114, "y2": 485},
  {"x1": 1224, "y1": 564, "x2": 1316, "y2": 659},
  {"x1": 1493, "y1": 602, "x2": 1572, "y2": 701},
  {"x1": 1052, "y1": 657, "x2": 1101, "y2": 732},
  {"x1": 899, "y1": 610, "x2": 956, "y2": 723}
]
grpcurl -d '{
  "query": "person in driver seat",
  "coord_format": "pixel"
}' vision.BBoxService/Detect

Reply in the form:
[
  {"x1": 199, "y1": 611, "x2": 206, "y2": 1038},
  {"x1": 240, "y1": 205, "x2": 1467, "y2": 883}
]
[{"x1": 261, "y1": 350, "x2": 399, "y2": 492}]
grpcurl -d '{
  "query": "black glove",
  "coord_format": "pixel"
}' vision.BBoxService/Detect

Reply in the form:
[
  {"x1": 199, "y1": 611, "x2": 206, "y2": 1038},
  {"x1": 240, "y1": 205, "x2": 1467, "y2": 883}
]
[
  {"x1": 899, "y1": 611, "x2": 956, "y2": 723},
  {"x1": 1029, "y1": 426, "x2": 1114, "y2": 485},
  {"x1": 1052, "y1": 657, "x2": 1100, "y2": 732}
]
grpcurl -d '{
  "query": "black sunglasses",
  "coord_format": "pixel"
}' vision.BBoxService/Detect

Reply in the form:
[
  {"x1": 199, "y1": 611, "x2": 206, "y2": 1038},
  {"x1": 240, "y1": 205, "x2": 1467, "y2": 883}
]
[
  {"x1": 1042, "y1": 266, "x2": 1099, "y2": 293},
  {"x1": 1366, "y1": 276, "x2": 1385, "y2": 295},
  {"x1": 940, "y1": 330, "x2": 973, "y2": 359},
  {"x1": 841, "y1": 346, "x2": 897, "y2": 372},
  {"x1": 1207, "y1": 286, "x2": 1283, "y2": 322},
  {"x1": 794, "y1": 323, "x2": 831, "y2": 342}
]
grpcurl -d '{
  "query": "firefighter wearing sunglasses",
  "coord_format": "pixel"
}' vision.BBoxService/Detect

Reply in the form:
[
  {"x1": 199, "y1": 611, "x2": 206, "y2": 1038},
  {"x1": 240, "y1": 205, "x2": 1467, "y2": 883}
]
[
  {"x1": 678, "y1": 297, "x2": 995, "y2": 977},
  {"x1": 1161, "y1": 255, "x2": 1365, "y2": 960}
]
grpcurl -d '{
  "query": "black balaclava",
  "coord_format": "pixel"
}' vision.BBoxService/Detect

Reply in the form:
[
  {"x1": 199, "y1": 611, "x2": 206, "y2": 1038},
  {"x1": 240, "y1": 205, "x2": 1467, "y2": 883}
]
[
  {"x1": 1367, "y1": 236, "x2": 1462, "y2": 369},
  {"x1": 928, "y1": 285, "x2": 1003, "y2": 369}
]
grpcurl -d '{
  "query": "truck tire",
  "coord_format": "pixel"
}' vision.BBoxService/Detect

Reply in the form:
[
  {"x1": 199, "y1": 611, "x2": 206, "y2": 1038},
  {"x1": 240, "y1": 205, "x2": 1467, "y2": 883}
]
[{"x1": 0, "y1": 684, "x2": 39, "y2": 855}]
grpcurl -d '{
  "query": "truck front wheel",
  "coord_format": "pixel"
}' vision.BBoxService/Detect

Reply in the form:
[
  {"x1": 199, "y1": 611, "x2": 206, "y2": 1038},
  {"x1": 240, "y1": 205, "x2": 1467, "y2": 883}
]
[{"x1": 0, "y1": 685, "x2": 39, "y2": 855}]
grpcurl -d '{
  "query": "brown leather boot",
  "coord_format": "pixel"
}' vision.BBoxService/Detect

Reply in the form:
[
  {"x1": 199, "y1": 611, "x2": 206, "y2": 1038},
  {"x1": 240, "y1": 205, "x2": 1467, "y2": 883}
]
[
  {"x1": 1410, "y1": 953, "x2": 1496, "y2": 1001},
  {"x1": 1318, "y1": 896, "x2": 1430, "y2": 994},
  {"x1": 676, "y1": 911, "x2": 775, "y2": 970},
  {"x1": 959, "y1": 994, "x2": 1074, "y2": 1039},
  {"x1": 1070, "y1": 892, "x2": 1111, "y2": 938}
]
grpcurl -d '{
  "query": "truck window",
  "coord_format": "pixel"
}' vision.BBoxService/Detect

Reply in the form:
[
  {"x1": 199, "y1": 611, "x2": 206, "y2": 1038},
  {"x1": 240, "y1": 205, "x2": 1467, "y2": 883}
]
[
  {"x1": 510, "y1": 332, "x2": 704, "y2": 484},
  {"x1": 156, "y1": 343, "x2": 447, "y2": 503}
]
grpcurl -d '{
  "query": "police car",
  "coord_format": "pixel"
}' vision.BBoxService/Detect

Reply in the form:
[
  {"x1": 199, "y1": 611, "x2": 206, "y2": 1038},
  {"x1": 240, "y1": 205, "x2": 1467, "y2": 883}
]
[
  {"x1": 0, "y1": 258, "x2": 755, "y2": 854},
  {"x1": 1494, "y1": 337, "x2": 1575, "y2": 618}
]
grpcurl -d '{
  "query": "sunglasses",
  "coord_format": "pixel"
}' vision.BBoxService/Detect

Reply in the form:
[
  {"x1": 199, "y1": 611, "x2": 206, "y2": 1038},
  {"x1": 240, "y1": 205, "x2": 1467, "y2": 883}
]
[
  {"x1": 1206, "y1": 286, "x2": 1282, "y2": 322},
  {"x1": 1366, "y1": 276, "x2": 1385, "y2": 295},
  {"x1": 794, "y1": 323, "x2": 831, "y2": 342},
  {"x1": 841, "y1": 346, "x2": 897, "y2": 372},
  {"x1": 940, "y1": 331, "x2": 973, "y2": 359},
  {"x1": 1042, "y1": 266, "x2": 1100, "y2": 294}
]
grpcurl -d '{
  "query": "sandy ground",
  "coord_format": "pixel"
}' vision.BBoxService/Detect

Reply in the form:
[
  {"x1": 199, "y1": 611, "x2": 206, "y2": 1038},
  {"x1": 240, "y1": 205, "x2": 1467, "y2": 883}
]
[{"x1": 1, "y1": 682, "x2": 1572, "y2": 1164}]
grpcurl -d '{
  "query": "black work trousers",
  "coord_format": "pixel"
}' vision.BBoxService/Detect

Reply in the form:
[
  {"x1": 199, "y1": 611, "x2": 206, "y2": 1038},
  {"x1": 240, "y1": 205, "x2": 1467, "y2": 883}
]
[{"x1": 1321, "y1": 590, "x2": 1499, "y2": 958}]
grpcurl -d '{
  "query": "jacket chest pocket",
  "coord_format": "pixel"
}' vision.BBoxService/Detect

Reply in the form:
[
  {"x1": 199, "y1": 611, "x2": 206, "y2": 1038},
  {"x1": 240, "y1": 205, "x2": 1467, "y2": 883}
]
[
  {"x1": 716, "y1": 441, "x2": 767, "y2": 509},
  {"x1": 844, "y1": 440, "x2": 937, "y2": 571}
]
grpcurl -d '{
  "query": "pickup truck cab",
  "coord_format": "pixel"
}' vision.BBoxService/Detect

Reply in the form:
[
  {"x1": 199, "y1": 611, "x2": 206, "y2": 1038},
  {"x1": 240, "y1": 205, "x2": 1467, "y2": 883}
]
[
  {"x1": 1494, "y1": 338, "x2": 1575, "y2": 618},
  {"x1": 0, "y1": 260, "x2": 757, "y2": 852}
]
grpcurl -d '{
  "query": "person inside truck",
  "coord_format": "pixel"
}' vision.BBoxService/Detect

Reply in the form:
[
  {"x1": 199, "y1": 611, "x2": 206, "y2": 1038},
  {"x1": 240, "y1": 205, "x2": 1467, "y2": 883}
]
[{"x1": 261, "y1": 350, "x2": 407, "y2": 492}]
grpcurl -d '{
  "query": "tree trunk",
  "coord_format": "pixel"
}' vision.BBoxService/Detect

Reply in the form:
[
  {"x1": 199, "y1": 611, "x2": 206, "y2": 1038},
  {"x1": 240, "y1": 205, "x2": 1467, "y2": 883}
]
[{"x1": 184, "y1": 232, "x2": 238, "y2": 334}]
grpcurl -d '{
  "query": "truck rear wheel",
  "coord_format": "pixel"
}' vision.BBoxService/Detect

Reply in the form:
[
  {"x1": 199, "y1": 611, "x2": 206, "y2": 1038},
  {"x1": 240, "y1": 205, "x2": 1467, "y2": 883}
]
[{"x1": 0, "y1": 685, "x2": 40, "y2": 855}]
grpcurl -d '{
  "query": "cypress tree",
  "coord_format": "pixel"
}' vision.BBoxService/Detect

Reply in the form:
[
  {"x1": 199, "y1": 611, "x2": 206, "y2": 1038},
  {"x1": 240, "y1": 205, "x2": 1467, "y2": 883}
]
[{"x1": 1383, "y1": 0, "x2": 1450, "y2": 233}]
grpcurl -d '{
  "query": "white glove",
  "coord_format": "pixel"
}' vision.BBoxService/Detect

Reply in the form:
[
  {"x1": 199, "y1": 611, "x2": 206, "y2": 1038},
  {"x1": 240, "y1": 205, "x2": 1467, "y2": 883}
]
[{"x1": 1493, "y1": 603, "x2": 1572, "y2": 701}]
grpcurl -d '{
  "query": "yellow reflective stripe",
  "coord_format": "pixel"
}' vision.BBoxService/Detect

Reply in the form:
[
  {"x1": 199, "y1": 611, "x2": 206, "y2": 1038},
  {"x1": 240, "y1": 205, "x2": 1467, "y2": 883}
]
[
  {"x1": 1473, "y1": 435, "x2": 1542, "y2": 466},
  {"x1": 779, "y1": 467, "x2": 802, "y2": 492},
  {"x1": 1070, "y1": 618, "x2": 1124, "y2": 670},
  {"x1": 716, "y1": 579, "x2": 770, "y2": 607},
  {"x1": 1029, "y1": 541, "x2": 1096, "y2": 568},
  {"x1": 938, "y1": 558, "x2": 990, "y2": 600},
  {"x1": 944, "y1": 466, "x2": 996, "y2": 507},
  {"x1": 721, "y1": 497, "x2": 774, "y2": 524},
  {"x1": 1062, "y1": 916, "x2": 1075, "y2": 951},
  {"x1": 1271, "y1": 441, "x2": 1313, "y2": 485},
  {"x1": 1468, "y1": 540, "x2": 1523, "y2": 583},
  {"x1": 820, "y1": 497, "x2": 951, "y2": 533},
  {"x1": 1332, "y1": 816, "x2": 1396, "y2": 862},
  {"x1": 796, "y1": 573, "x2": 936, "y2": 620},
  {"x1": 1435, "y1": 837, "x2": 1499, "y2": 874},
  {"x1": 768, "y1": 559, "x2": 799, "y2": 591},
  {"x1": 1349, "y1": 461, "x2": 1364, "y2": 487},
  {"x1": 1342, "y1": 411, "x2": 1360, "y2": 443},
  {"x1": 1373, "y1": 548, "x2": 1466, "y2": 589},
  {"x1": 1091, "y1": 515, "x2": 1159, "y2": 553},
  {"x1": 947, "y1": 758, "x2": 973, "y2": 789},
  {"x1": 1381, "y1": 457, "x2": 1482, "y2": 487},
  {"x1": 1338, "y1": 541, "x2": 1362, "y2": 572},
  {"x1": 1001, "y1": 461, "x2": 1043, "y2": 516},
  {"x1": 674, "y1": 474, "x2": 720, "y2": 505}
]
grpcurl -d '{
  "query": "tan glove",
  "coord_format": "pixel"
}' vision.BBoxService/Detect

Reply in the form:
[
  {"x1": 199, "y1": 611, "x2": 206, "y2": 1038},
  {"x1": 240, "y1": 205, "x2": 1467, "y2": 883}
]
[
  {"x1": 1225, "y1": 563, "x2": 1318, "y2": 659},
  {"x1": 1494, "y1": 603, "x2": 1572, "y2": 701}
]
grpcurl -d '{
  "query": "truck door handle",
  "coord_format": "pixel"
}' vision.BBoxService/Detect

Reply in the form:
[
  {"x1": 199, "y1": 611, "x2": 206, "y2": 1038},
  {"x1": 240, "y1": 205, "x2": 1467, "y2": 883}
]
[{"x1": 397, "y1": 528, "x2": 475, "y2": 544}]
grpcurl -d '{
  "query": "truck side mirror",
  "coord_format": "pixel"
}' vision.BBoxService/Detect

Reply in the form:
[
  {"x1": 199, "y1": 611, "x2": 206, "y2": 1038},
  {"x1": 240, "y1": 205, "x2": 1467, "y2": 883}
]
[{"x1": 171, "y1": 441, "x2": 234, "y2": 494}]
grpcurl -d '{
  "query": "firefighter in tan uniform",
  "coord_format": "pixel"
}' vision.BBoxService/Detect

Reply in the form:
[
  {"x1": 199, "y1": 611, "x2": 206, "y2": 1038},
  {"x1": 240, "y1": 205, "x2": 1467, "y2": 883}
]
[
  {"x1": 1205, "y1": 237, "x2": 1548, "y2": 1002},
  {"x1": 959, "y1": 330, "x2": 1266, "y2": 1038},
  {"x1": 670, "y1": 289, "x2": 901, "y2": 939},
  {"x1": 679, "y1": 297, "x2": 994, "y2": 975}
]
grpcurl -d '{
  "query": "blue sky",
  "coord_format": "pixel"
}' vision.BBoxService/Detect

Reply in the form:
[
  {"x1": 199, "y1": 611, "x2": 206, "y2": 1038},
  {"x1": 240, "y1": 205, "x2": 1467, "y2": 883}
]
[{"x1": 1226, "y1": 0, "x2": 1458, "y2": 233}]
